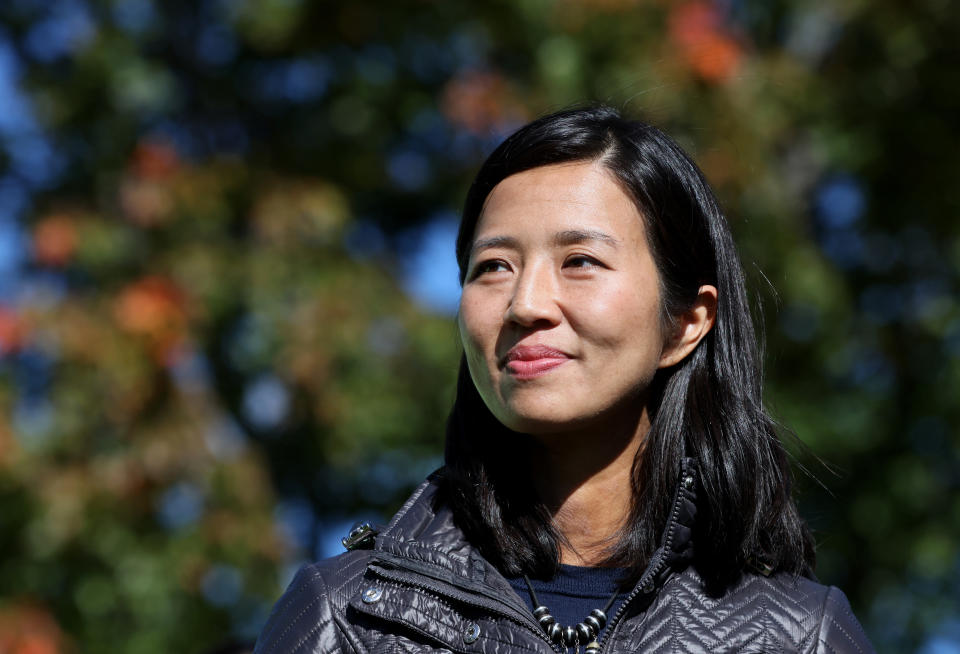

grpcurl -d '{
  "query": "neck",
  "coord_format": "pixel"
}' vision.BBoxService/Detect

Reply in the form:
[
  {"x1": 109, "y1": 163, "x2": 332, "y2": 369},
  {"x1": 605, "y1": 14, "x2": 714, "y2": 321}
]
[{"x1": 528, "y1": 409, "x2": 648, "y2": 567}]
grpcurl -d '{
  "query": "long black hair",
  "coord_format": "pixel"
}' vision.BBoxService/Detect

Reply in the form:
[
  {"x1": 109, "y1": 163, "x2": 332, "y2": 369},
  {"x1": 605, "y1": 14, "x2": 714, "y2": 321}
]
[{"x1": 437, "y1": 105, "x2": 814, "y2": 590}]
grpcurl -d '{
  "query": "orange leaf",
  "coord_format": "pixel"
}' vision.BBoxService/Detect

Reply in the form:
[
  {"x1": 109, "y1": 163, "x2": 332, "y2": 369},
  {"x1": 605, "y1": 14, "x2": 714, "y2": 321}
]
[{"x1": 32, "y1": 214, "x2": 77, "y2": 267}]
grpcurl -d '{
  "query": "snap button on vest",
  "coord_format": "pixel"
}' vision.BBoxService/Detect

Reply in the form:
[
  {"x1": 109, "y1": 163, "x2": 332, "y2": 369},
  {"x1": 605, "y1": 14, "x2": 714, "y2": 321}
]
[
  {"x1": 361, "y1": 586, "x2": 383, "y2": 603},
  {"x1": 463, "y1": 622, "x2": 481, "y2": 643}
]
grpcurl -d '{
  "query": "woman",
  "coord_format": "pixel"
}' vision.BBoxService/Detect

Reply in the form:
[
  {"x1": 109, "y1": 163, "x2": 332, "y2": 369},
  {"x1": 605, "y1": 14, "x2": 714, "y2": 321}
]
[{"x1": 254, "y1": 106, "x2": 874, "y2": 653}]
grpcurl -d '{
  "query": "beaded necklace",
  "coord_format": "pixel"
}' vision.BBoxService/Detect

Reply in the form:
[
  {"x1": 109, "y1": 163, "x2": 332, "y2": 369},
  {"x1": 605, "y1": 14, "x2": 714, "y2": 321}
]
[{"x1": 522, "y1": 574, "x2": 619, "y2": 654}]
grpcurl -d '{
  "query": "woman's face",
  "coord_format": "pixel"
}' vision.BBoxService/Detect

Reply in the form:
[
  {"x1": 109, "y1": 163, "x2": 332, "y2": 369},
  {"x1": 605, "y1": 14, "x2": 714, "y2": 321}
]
[{"x1": 458, "y1": 161, "x2": 678, "y2": 435}]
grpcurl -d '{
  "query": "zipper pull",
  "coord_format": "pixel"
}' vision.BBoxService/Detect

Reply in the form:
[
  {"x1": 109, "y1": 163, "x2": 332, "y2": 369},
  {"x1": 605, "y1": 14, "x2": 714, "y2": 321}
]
[{"x1": 342, "y1": 522, "x2": 379, "y2": 550}]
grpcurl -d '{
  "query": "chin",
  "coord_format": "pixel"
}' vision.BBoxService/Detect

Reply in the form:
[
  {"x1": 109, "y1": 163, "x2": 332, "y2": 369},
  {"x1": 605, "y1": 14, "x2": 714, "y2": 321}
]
[{"x1": 491, "y1": 405, "x2": 587, "y2": 435}]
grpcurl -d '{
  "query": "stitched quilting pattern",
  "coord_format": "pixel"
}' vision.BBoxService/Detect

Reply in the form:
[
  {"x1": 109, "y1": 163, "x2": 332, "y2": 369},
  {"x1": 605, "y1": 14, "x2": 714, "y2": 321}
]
[{"x1": 608, "y1": 568, "x2": 863, "y2": 653}]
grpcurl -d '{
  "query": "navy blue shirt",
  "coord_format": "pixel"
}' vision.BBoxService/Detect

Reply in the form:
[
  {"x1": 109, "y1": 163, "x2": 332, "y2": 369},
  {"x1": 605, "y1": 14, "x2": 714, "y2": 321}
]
[{"x1": 507, "y1": 565, "x2": 630, "y2": 640}]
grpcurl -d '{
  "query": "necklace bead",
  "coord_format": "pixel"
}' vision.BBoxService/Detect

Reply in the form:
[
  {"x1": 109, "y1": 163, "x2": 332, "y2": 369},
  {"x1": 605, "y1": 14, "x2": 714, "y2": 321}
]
[
  {"x1": 584, "y1": 614, "x2": 602, "y2": 633},
  {"x1": 548, "y1": 622, "x2": 562, "y2": 641},
  {"x1": 562, "y1": 625, "x2": 577, "y2": 647},
  {"x1": 576, "y1": 622, "x2": 593, "y2": 643},
  {"x1": 589, "y1": 608, "x2": 608, "y2": 629},
  {"x1": 533, "y1": 606, "x2": 555, "y2": 630}
]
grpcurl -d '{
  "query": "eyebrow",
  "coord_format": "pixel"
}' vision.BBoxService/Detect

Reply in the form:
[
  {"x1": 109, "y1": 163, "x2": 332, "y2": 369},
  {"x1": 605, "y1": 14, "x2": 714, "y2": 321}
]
[
  {"x1": 552, "y1": 229, "x2": 620, "y2": 248},
  {"x1": 470, "y1": 235, "x2": 520, "y2": 255},
  {"x1": 470, "y1": 229, "x2": 620, "y2": 257}
]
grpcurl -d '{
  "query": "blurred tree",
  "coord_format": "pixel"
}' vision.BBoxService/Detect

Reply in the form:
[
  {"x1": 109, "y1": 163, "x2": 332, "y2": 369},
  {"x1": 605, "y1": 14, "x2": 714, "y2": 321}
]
[{"x1": 0, "y1": 0, "x2": 957, "y2": 652}]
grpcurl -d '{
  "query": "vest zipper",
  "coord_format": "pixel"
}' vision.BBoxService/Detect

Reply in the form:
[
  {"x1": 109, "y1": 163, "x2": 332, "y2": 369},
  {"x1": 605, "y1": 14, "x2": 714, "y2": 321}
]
[{"x1": 595, "y1": 459, "x2": 692, "y2": 653}]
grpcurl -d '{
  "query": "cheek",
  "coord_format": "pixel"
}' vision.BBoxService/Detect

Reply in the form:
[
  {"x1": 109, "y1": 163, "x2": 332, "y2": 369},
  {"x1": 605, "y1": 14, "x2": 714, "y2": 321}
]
[
  {"x1": 568, "y1": 283, "x2": 662, "y2": 344},
  {"x1": 457, "y1": 295, "x2": 493, "y2": 367},
  {"x1": 457, "y1": 303, "x2": 500, "y2": 409}
]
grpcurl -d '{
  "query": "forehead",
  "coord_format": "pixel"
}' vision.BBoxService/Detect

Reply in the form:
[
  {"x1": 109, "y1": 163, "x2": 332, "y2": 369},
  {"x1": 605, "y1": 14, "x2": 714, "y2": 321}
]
[{"x1": 475, "y1": 161, "x2": 645, "y2": 240}]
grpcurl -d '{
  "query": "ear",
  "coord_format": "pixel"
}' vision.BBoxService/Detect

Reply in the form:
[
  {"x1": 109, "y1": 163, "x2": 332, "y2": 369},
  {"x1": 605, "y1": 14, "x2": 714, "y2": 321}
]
[{"x1": 658, "y1": 285, "x2": 718, "y2": 368}]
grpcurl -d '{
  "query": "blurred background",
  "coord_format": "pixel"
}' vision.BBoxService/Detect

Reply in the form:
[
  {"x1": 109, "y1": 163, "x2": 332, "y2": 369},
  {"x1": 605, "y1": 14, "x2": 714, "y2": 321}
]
[{"x1": 0, "y1": 0, "x2": 957, "y2": 652}]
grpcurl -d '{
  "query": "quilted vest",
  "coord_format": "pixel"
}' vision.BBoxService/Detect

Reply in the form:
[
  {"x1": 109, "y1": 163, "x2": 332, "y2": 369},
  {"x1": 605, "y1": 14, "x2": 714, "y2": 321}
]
[{"x1": 254, "y1": 463, "x2": 875, "y2": 654}]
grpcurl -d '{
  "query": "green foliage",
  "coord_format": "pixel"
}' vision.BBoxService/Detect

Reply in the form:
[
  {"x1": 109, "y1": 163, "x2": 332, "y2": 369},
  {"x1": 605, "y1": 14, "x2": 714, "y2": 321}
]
[{"x1": 0, "y1": 0, "x2": 957, "y2": 652}]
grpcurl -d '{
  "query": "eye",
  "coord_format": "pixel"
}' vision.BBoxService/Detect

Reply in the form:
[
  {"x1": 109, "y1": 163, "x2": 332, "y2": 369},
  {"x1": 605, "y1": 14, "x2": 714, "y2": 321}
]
[
  {"x1": 469, "y1": 259, "x2": 511, "y2": 279},
  {"x1": 563, "y1": 255, "x2": 603, "y2": 270}
]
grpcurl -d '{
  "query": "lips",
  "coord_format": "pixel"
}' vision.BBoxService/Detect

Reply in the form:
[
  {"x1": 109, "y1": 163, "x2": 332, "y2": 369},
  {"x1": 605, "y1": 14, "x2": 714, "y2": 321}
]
[{"x1": 502, "y1": 345, "x2": 571, "y2": 380}]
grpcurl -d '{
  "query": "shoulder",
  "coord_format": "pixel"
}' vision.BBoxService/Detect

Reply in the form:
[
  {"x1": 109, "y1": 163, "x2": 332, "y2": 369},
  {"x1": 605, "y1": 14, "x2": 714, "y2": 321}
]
[
  {"x1": 648, "y1": 568, "x2": 875, "y2": 653},
  {"x1": 808, "y1": 581, "x2": 876, "y2": 654},
  {"x1": 253, "y1": 551, "x2": 374, "y2": 654},
  {"x1": 736, "y1": 573, "x2": 873, "y2": 653}
]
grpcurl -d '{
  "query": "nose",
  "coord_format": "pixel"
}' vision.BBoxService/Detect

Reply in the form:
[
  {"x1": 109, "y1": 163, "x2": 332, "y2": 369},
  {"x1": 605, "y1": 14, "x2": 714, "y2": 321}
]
[{"x1": 505, "y1": 262, "x2": 561, "y2": 327}]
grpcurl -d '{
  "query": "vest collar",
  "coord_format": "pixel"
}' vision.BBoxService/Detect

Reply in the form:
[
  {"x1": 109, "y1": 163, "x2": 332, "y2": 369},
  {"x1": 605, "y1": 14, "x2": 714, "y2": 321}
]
[{"x1": 371, "y1": 457, "x2": 699, "y2": 589}]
